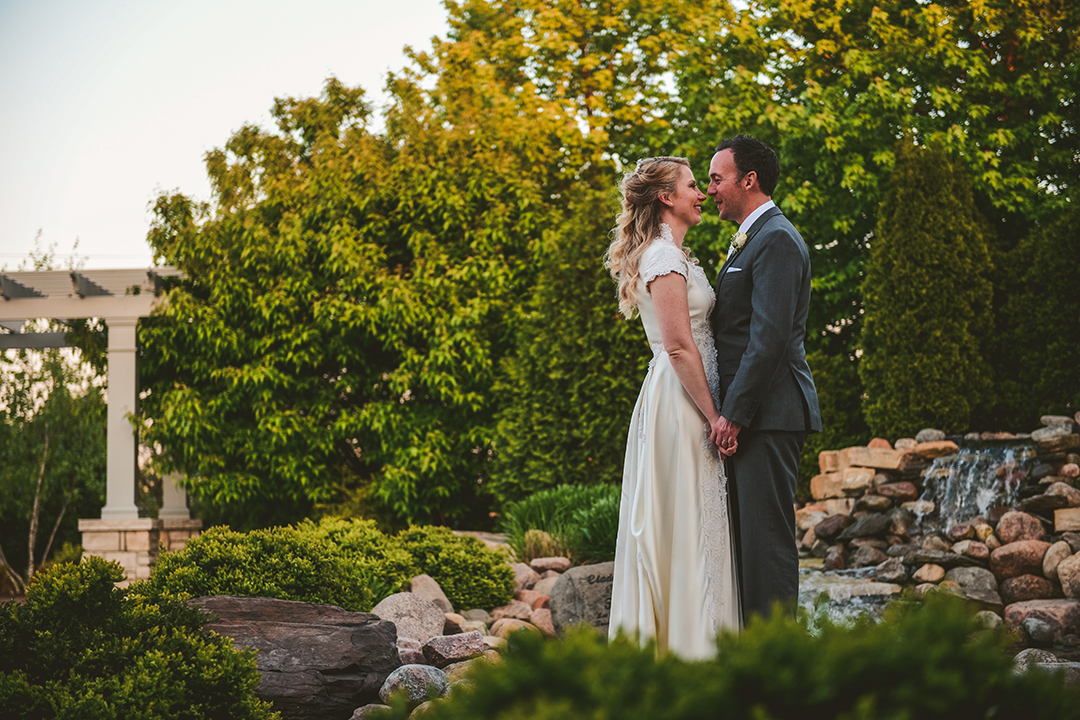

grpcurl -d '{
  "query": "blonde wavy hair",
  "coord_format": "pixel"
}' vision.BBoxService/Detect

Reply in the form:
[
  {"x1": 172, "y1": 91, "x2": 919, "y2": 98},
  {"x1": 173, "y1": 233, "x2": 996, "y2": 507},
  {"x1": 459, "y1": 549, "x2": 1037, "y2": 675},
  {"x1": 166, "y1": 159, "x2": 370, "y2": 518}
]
[{"x1": 605, "y1": 156, "x2": 690, "y2": 318}]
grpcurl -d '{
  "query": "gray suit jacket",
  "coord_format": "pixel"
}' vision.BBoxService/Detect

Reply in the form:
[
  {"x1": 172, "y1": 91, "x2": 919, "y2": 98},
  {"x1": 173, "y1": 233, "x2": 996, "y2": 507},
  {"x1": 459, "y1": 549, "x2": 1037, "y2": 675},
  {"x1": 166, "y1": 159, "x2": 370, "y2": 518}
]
[{"x1": 712, "y1": 206, "x2": 822, "y2": 433}]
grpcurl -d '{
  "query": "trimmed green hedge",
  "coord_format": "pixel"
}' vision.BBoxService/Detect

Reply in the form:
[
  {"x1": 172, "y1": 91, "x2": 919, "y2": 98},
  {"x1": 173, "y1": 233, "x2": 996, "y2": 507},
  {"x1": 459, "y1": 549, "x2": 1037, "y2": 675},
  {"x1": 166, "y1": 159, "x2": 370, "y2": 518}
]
[
  {"x1": 0, "y1": 557, "x2": 277, "y2": 720},
  {"x1": 377, "y1": 599, "x2": 1080, "y2": 719},
  {"x1": 144, "y1": 519, "x2": 514, "y2": 612}
]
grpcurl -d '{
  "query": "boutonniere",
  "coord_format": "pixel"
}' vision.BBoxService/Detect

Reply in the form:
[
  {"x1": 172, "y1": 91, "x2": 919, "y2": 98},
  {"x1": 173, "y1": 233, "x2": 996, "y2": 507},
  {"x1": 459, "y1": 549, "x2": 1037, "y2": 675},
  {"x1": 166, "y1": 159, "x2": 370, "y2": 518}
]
[{"x1": 730, "y1": 231, "x2": 748, "y2": 252}]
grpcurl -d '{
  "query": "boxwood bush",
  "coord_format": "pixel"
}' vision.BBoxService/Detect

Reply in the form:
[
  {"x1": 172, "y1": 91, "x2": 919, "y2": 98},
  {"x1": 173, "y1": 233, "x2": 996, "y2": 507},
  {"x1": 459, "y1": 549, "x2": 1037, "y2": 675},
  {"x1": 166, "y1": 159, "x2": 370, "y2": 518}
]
[
  {"x1": 144, "y1": 519, "x2": 514, "y2": 612},
  {"x1": 376, "y1": 599, "x2": 1080, "y2": 719},
  {"x1": 0, "y1": 556, "x2": 277, "y2": 719}
]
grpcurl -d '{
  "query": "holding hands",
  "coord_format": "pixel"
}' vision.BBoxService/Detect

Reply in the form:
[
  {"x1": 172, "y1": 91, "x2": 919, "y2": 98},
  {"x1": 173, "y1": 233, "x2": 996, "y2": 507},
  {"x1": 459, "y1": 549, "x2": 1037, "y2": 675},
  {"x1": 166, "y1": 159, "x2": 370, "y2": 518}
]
[{"x1": 711, "y1": 415, "x2": 741, "y2": 459}]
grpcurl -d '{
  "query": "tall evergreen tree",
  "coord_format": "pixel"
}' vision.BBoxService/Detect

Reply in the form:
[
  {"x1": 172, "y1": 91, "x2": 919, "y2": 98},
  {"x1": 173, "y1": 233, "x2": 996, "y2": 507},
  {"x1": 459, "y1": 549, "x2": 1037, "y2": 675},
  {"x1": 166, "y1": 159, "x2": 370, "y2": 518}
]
[{"x1": 860, "y1": 140, "x2": 994, "y2": 438}]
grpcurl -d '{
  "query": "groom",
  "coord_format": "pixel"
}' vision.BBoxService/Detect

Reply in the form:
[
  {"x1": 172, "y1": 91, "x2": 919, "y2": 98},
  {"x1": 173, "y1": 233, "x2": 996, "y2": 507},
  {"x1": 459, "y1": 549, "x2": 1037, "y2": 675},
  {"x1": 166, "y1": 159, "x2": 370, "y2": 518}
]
[{"x1": 707, "y1": 135, "x2": 822, "y2": 623}]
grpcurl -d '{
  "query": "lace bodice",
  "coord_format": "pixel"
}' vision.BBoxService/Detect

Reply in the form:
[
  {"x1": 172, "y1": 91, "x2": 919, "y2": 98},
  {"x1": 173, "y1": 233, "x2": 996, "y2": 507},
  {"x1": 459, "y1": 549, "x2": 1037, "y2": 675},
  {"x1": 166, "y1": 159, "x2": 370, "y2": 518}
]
[{"x1": 636, "y1": 225, "x2": 720, "y2": 402}]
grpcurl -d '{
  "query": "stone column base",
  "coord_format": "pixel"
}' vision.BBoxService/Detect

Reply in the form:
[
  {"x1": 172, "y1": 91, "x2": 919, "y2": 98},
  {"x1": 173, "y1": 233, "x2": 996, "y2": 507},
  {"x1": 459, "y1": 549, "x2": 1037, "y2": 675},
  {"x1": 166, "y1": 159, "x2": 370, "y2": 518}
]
[{"x1": 79, "y1": 517, "x2": 203, "y2": 585}]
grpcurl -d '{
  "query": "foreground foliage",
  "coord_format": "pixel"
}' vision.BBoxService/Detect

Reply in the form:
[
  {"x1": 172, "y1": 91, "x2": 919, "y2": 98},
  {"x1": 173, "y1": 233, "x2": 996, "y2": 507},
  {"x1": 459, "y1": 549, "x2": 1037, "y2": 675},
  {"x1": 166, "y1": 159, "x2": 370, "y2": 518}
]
[
  {"x1": 144, "y1": 519, "x2": 514, "y2": 612},
  {"x1": 0, "y1": 557, "x2": 277, "y2": 720},
  {"x1": 380, "y1": 600, "x2": 1080, "y2": 719}
]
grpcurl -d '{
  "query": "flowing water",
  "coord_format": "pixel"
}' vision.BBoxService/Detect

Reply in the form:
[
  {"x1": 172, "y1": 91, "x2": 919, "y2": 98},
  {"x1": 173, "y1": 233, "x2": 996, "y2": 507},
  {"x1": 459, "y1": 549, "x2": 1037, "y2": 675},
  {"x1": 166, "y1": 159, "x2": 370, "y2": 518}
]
[{"x1": 797, "y1": 439, "x2": 1039, "y2": 630}]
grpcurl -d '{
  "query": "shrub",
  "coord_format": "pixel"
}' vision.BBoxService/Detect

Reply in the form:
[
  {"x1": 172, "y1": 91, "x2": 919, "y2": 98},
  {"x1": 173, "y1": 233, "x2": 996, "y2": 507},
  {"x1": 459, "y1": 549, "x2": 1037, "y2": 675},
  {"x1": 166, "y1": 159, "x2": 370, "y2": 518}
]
[
  {"x1": 374, "y1": 599, "x2": 1080, "y2": 719},
  {"x1": 0, "y1": 556, "x2": 277, "y2": 719},
  {"x1": 297, "y1": 517, "x2": 418, "y2": 602},
  {"x1": 394, "y1": 526, "x2": 515, "y2": 611},
  {"x1": 500, "y1": 483, "x2": 621, "y2": 563},
  {"x1": 859, "y1": 139, "x2": 994, "y2": 438},
  {"x1": 144, "y1": 524, "x2": 373, "y2": 611}
]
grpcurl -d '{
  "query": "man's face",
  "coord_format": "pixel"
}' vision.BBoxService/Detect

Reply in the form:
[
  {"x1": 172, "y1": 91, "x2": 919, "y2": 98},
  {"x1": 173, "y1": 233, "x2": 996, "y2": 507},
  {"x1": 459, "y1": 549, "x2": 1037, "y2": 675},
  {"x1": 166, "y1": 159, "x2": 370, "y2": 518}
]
[{"x1": 707, "y1": 149, "x2": 749, "y2": 223}]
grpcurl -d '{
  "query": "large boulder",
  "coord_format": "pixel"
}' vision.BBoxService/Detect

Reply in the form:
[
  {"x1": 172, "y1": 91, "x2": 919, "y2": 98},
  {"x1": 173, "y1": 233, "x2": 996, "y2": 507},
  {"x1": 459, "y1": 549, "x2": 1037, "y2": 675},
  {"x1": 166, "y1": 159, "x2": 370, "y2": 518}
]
[
  {"x1": 989, "y1": 540, "x2": 1052, "y2": 580},
  {"x1": 190, "y1": 596, "x2": 400, "y2": 720},
  {"x1": 1004, "y1": 599, "x2": 1080, "y2": 643},
  {"x1": 549, "y1": 561, "x2": 614, "y2": 634},
  {"x1": 996, "y1": 512, "x2": 1046, "y2": 544},
  {"x1": 1000, "y1": 575, "x2": 1062, "y2": 605},
  {"x1": 410, "y1": 575, "x2": 453, "y2": 614},
  {"x1": 372, "y1": 593, "x2": 446, "y2": 644}
]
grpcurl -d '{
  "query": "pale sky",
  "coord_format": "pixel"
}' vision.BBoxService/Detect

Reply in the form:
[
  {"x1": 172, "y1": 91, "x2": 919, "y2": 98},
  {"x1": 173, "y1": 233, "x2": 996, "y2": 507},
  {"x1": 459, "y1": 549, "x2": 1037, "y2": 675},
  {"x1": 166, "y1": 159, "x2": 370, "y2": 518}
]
[{"x1": 0, "y1": 0, "x2": 449, "y2": 270}]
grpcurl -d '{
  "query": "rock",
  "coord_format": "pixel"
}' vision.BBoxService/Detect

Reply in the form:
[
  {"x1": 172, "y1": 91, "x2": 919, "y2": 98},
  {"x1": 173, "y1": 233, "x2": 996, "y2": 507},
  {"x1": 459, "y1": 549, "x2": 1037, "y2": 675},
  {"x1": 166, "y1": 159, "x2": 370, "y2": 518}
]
[
  {"x1": 1031, "y1": 463, "x2": 1057, "y2": 481},
  {"x1": 1021, "y1": 494, "x2": 1071, "y2": 514},
  {"x1": 819, "y1": 450, "x2": 841, "y2": 473},
  {"x1": 875, "y1": 558, "x2": 908, "y2": 583},
  {"x1": 1001, "y1": 574, "x2": 1062, "y2": 604},
  {"x1": 443, "y1": 613, "x2": 467, "y2": 635},
  {"x1": 819, "y1": 498, "x2": 856, "y2": 516},
  {"x1": 410, "y1": 574, "x2": 453, "y2": 614},
  {"x1": 796, "y1": 507, "x2": 829, "y2": 531},
  {"x1": 946, "y1": 522, "x2": 975, "y2": 542},
  {"x1": 549, "y1": 562, "x2": 614, "y2": 634},
  {"x1": 800, "y1": 526, "x2": 819, "y2": 550},
  {"x1": 1041, "y1": 415, "x2": 1075, "y2": 428},
  {"x1": 906, "y1": 548, "x2": 982, "y2": 568},
  {"x1": 1021, "y1": 618, "x2": 1055, "y2": 645},
  {"x1": 397, "y1": 638, "x2": 425, "y2": 665},
  {"x1": 530, "y1": 608, "x2": 556, "y2": 636},
  {"x1": 944, "y1": 566, "x2": 1002, "y2": 606},
  {"x1": 913, "y1": 564, "x2": 945, "y2": 583},
  {"x1": 1006, "y1": 600, "x2": 1080, "y2": 642},
  {"x1": 1062, "y1": 463, "x2": 1080, "y2": 479},
  {"x1": 813, "y1": 514, "x2": 854, "y2": 541},
  {"x1": 954, "y1": 540, "x2": 990, "y2": 560},
  {"x1": 1014, "y1": 648, "x2": 1060, "y2": 671},
  {"x1": 351, "y1": 704, "x2": 393, "y2": 719},
  {"x1": 444, "y1": 658, "x2": 482, "y2": 685},
  {"x1": 913, "y1": 583, "x2": 937, "y2": 600},
  {"x1": 974, "y1": 523, "x2": 994, "y2": 541},
  {"x1": 458, "y1": 620, "x2": 486, "y2": 635},
  {"x1": 379, "y1": 665, "x2": 449, "y2": 707},
  {"x1": 481, "y1": 636, "x2": 505, "y2": 650},
  {"x1": 975, "y1": 610, "x2": 1002, "y2": 630},
  {"x1": 922, "y1": 535, "x2": 951, "y2": 552},
  {"x1": 514, "y1": 589, "x2": 546, "y2": 607},
  {"x1": 373, "y1": 593, "x2": 447, "y2": 644},
  {"x1": 903, "y1": 500, "x2": 935, "y2": 515},
  {"x1": 895, "y1": 438, "x2": 918, "y2": 451},
  {"x1": 190, "y1": 596, "x2": 401, "y2": 719},
  {"x1": 850, "y1": 546, "x2": 888, "y2": 568},
  {"x1": 887, "y1": 507, "x2": 916, "y2": 538},
  {"x1": 811, "y1": 467, "x2": 875, "y2": 499},
  {"x1": 490, "y1": 618, "x2": 541, "y2": 639},
  {"x1": 1065, "y1": 532, "x2": 1080, "y2": 553},
  {"x1": 824, "y1": 545, "x2": 847, "y2": 570},
  {"x1": 1056, "y1": 508, "x2": 1080, "y2": 533},
  {"x1": 1057, "y1": 553, "x2": 1080, "y2": 598},
  {"x1": 421, "y1": 631, "x2": 487, "y2": 668},
  {"x1": 529, "y1": 557, "x2": 571, "y2": 573},
  {"x1": 1045, "y1": 482, "x2": 1080, "y2": 507},
  {"x1": 532, "y1": 596, "x2": 550, "y2": 610},
  {"x1": 855, "y1": 495, "x2": 893, "y2": 513},
  {"x1": 1044, "y1": 541, "x2": 1074, "y2": 581},
  {"x1": 839, "y1": 446, "x2": 907, "y2": 471},
  {"x1": 990, "y1": 540, "x2": 1052, "y2": 580},
  {"x1": 460, "y1": 609, "x2": 492, "y2": 624},
  {"x1": 1032, "y1": 425, "x2": 1073, "y2": 442},
  {"x1": 849, "y1": 536, "x2": 888, "y2": 550},
  {"x1": 916, "y1": 440, "x2": 959, "y2": 459},
  {"x1": 915, "y1": 428, "x2": 946, "y2": 443},
  {"x1": 490, "y1": 601, "x2": 533, "y2": 621},
  {"x1": 836, "y1": 512, "x2": 889, "y2": 540},
  {"x1": 996, "y1": 512, "x2": 1046, "y2": 544},
  {"x1": 874, "y1": 482, "x2": 918, "y2": 503},
  {"x1": 1040, "y1": 434, "x2": 1080, "y2": 455},
  {"x1": 511, "y1": 563, "x2": 541, "y2": 591},
  {"x1": 868, "y1": 437, "x2": 892, "y2": 449}
]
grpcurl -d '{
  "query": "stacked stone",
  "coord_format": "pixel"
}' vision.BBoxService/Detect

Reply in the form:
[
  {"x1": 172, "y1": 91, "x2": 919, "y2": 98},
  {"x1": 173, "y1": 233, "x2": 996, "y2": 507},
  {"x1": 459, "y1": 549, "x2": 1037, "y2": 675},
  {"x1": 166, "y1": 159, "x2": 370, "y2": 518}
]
[
  {"x1": 354, "y1": 557, "x2": 571, "y2": 718},
  {"x1": 799, "y1": 411, "x2": 1080, "y2": 649}
]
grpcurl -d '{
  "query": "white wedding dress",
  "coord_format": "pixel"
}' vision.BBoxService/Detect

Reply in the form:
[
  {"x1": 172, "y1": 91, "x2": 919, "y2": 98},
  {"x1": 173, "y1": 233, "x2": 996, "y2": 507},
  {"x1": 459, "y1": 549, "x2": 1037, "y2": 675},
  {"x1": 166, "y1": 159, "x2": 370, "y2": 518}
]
[{"x1": 608, "y1": 225, "x2": 741, "y2": 660}]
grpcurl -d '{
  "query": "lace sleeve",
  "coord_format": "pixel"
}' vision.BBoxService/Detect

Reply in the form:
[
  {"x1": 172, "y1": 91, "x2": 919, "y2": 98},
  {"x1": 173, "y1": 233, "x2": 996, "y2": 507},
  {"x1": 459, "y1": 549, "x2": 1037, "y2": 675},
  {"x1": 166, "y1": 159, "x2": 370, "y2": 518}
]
[{"x1": 640, "y1": 241, "x2": 688, "y2": 290}]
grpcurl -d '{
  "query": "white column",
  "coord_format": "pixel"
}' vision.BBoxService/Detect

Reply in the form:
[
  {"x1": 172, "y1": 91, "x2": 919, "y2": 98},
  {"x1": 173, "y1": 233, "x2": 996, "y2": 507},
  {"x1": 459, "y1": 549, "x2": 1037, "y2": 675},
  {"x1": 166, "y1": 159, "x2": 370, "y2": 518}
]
[
  {"x1": 100, "y1": 318, "x2": 141, "y2": 519},
  {"x1": 159, "y1": 472, "x2": 191, "y2": 520}
]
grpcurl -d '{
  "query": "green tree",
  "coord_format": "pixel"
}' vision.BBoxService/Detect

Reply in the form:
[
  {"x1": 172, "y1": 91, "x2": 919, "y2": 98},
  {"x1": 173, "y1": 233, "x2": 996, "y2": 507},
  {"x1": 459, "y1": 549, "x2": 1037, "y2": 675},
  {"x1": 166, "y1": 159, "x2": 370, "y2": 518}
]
[
  {"x1": 859, "y1": 140, "x2": 994, "y2": 438},
  {"x1": 992, "y1": 196, "x2": 1080, "y2": 426}
]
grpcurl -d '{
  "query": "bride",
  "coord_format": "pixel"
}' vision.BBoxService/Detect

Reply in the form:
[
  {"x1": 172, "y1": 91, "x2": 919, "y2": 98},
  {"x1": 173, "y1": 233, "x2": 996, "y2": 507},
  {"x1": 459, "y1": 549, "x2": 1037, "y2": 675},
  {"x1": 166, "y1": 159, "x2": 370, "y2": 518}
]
[{"x1": 605, "y1": 156, "x2": 741, "y2": 659}]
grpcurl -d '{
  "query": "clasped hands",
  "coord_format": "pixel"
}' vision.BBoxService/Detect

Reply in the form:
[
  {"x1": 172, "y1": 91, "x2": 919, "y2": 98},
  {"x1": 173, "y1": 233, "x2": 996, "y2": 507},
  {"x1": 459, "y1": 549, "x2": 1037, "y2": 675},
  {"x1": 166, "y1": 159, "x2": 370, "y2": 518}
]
[{"x1": 710, "y1": 415, "x2": 741, "y2": 459}]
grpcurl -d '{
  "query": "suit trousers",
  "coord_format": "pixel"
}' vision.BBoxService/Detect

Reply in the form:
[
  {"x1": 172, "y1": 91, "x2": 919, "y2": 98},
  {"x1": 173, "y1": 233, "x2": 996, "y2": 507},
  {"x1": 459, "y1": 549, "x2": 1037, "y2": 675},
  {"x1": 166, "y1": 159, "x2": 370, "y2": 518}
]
[{"x1": 726, "y1": 428, "x2": 806, "y2": 623}]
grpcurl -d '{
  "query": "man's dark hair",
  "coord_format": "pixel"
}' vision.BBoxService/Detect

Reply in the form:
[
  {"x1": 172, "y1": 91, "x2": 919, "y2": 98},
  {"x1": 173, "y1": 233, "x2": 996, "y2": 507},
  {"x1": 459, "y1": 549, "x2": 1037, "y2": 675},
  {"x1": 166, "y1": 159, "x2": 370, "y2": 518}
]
[{"x1": 715, "y1": 134, "x2": 780, "y2": 196}]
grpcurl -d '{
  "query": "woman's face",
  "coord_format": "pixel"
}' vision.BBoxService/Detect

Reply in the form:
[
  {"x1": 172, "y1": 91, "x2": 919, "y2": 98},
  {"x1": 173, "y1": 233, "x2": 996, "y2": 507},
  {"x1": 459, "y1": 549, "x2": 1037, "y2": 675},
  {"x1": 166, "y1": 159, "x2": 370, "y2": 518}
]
[{"x1": 663, "y1": 165, "x2": 707, "y2": 228}]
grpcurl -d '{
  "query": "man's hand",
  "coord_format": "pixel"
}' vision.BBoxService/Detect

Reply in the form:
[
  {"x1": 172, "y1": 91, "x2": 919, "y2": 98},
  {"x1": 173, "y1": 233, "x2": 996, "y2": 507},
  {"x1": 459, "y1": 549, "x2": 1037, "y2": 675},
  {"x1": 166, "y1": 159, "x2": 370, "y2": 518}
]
[{"x1": 711, "y1": 415, "x2": 741, "y2": 459}]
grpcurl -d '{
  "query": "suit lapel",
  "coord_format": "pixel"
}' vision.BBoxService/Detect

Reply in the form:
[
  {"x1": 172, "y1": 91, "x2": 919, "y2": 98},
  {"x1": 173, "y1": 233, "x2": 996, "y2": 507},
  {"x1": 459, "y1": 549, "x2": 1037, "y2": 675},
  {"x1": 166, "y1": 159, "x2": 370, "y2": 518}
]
[{"x1": 714, "y1": 206, "x2": 784, "y2": 297}]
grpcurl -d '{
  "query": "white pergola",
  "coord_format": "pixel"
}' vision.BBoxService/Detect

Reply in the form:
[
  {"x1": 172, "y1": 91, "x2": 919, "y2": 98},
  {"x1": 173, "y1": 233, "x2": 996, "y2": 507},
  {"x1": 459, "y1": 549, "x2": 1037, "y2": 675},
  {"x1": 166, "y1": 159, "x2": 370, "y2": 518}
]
[{"x1": 0, "y1": 268, "x2": 188, "y2": 520}]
